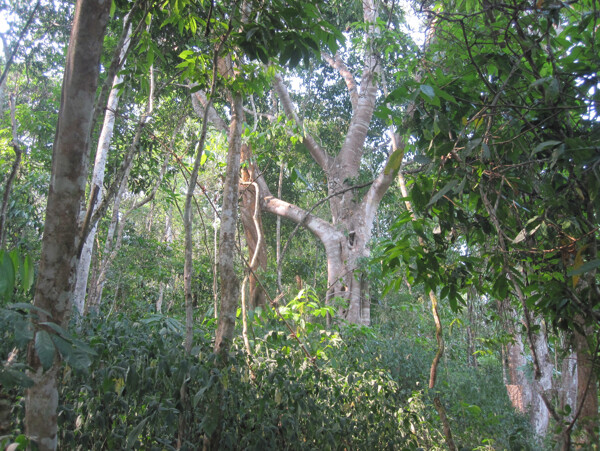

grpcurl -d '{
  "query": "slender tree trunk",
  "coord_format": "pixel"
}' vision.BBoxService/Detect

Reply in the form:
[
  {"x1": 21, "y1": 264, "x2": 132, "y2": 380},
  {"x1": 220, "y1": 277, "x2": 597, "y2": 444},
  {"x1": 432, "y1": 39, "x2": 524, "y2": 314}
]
[
  {"x1": 184, "y1": 140, "x2": 205, "y2": 353},
  {"x1": 157, "y1": 206, "x2": 173, "y2": 313},
  {"x1": 214, "y1": 93, "x2": 243, "y2": 356},
  {"x1": 73, "y1": 15, "x2": 133, "y2": 314},
  {"x1": 573, "y1": 320, "x2": 599, "y2": 444},
  {"x1": 276, "y1": 160, "x2": 284, "y2": 292},
  {"x1": 24, "y1": 1, "x2": 110, "y2": 449},
  {"x1": 0, "y1": 95, "x2": 22, "y2": 247},
  {"x1": 86, "y1": 65, "x2": 157, "y2": 311},
  {"x1": 212, "y1": 198, "x2": 219, "y2": 319},
  {"x1": 87, "y1": 155, "x2": 132, "y2": 310}
]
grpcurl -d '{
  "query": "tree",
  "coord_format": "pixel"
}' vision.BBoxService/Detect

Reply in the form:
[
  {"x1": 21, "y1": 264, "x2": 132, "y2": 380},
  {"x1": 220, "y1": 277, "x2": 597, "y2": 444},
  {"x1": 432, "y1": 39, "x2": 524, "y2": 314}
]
[
  {"x1": 252, "y1": 0, "x2": 407, "y2": 325},
  {"x1": 24, "y1": 1, "x2": 111, "y2": 448},
  {"x1": 381, "y1": 0, "x2": 600, "y2": 444}
]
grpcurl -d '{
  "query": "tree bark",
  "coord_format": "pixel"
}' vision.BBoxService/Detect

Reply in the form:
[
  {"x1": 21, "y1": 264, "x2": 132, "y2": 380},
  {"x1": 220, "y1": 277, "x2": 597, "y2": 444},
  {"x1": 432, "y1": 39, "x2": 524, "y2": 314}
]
[
  {"x1": 573, "y1": 321, "x2": 599, "y2": 444},
  {"x1": 184, "y1": 138, "x2": 206, "y2": 353},
  {"x1": 73, "y1": 14, "x2": 133, "y2": 315},
  {"x1": 214, "y1": 93, "x2": 243, "y2": 356},
  {"x1": 24, "y1": 1, "x2": 110, "y2": 449}
]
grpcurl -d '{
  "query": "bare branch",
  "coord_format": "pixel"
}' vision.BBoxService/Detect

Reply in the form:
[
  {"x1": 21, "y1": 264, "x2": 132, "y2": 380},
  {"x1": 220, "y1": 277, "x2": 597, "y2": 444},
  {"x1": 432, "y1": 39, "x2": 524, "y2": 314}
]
[
  {"x1": 273, "y1": 73, "x2": 332, "y2": 173},
  {"x1": 0, "y1": 1, "x2": 41, "y2": 87},
  {"x1": 322, "y1": 52, "x2": 358, "y2": 111},
  {"x1": 191, "y1": 89, "x2": 229, "y2": 133}
]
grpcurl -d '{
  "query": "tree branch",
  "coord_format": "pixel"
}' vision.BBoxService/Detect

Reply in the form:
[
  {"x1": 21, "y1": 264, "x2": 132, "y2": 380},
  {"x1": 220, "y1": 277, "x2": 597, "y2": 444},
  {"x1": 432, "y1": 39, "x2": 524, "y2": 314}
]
[
  {"x1": 273, "y1": 73, "x2": 332, "y2": 173},
  {"x1": 322, "y1": 52, "x2": 358, "y2": 111},
  {"x1": 0, "y1": 0, "x2": 41, "y2": 88}
]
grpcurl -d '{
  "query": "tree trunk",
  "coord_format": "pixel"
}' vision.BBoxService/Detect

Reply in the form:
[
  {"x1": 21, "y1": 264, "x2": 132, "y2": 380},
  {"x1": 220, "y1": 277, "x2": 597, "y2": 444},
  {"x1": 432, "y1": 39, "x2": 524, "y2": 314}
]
[
  {"x1": 156, "y1": 206, "x2": 173, "y2": 313},
  {"x1": 184, "y1": 139, "x2": 205, "y2": 353},
  {"x1": 214, "y1": 93, "x2": 243, "y2": 356},
  {"x1": 573, "y1": 321, "x2": 599, "y2": 444},
  {"x1": 25, "y1": 1, "x2": 110, "y2": 449},
  {"x1": 73, "y1": 14, "x2": 133, "y2": 314},
  {"x1": 530, "y1": 325, "x2": 553, "y2": 436},
  {"x1": 0, "y1": 95, "x2": 23, "y2": 248}
]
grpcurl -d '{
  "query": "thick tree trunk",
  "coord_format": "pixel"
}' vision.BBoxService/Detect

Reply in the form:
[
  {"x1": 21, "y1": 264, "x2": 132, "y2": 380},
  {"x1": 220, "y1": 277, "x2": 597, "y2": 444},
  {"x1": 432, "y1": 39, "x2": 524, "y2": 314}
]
[
  {"x1": 24, "y1": 1, "x2": 110, "y2": 449},
  {"x1": 214, "y1": 94, "x2": 243, "y2": 356},
  {"x1": 73, "y1": 15, "x2": 132, "y2": 315}
]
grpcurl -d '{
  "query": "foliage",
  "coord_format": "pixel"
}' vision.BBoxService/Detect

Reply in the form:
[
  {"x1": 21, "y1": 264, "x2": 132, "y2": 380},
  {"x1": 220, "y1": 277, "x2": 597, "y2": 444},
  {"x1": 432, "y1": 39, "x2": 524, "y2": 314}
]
[{"x1": 1, "y1": 308, "x2": 534, "y2": 449}]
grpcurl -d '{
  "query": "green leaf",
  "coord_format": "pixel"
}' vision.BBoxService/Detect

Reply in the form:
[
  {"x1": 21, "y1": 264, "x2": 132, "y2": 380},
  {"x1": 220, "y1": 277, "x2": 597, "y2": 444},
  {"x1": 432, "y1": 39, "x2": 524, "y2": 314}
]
[
  {"x1": 0, "y1": 251, "x2": 16, "y2": 300},
  {"x1": 493, "y1": 275, "x2": 509, "y2": 299},
  {"x1": 531, "y1": 140, "x2": 561, "y2": 156},
  {"x1": 39, "y1": 320, "x2": 72, "y2": 337},
  {"x1": 545, "y1": 78, "x2": 560, "y2": 104},
  {"x1": 567, "y1": 259, "x2": 600, "y2": 277},
  {"x1": 0, "y1": 366, "x2": 34, "y2": 388},
  {"x1": 20, "y1": 254, "x2": 34, "y2": 292},
  {"x1": 125, "y1": 416, "x2": 151, "y2": 449},
  {"x1": 51, "y1": 335, "x2": 92, "y2": 371},
  {"x1": 420, "y1": 84, "x2": 435, "y2": 98},
  {"x1": 35, "y1": 330, "x2": 55, "y2": 370},
  {"x1": 427, "y1": 180, "x2": 458, "y2": 207},
  {"x1": 9, "y1": 303, "x2": 51, "y2": 316},
  {"x1": 14, "y1": 318, "x2": 33, "y2": 347}
]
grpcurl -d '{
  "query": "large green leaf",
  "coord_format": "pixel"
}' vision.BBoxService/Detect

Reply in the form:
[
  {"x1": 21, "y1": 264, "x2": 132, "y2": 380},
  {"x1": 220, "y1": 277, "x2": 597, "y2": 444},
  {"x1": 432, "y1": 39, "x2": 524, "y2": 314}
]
[
  {"x1": 35, "y1": 330, "x2": 55, "y2": 370},
  {"x1": 20, "y1": 253, "x2": 35, "y2": 292},
  {"x1": 427, "y1": 180, "x2": 458, "y2": 207},
  {"x1": 567, "y1": 259, "x2": 600, "y2": 277},
  {"x1": 0, "y1": 251, "x2": 16, "y2": 300},
  {"x1": 51, "y1": 335, "x2": 93, "y2": 371},
  {"x1": 0, "y1": 365, "x2": 34, "y2": 388}
]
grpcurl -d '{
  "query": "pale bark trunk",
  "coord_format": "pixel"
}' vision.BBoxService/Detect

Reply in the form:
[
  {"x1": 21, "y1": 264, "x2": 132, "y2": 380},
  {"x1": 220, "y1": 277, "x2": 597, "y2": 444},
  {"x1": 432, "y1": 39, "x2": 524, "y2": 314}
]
[
  {"x1": 73, "y1": 15, "x2": 132, "y2": 315},
  {"x1": 214, "y1": 94, "x2": 243, "y2": 356},
  {"x1": 86, "y1": 65, "x2": 157, "y2": 311},
  {"x1": 87, "y1": 155, "x2": 132, "y2": 310},
  {"x1": 559, "y1": 349, "x2": 577, "y2": 420},
  {"x1": 530, "y1": 326, "x2": 552, "y2": 435},
  {"x1": 25, "y1": 1, "x2": 110, "y2": 449}
]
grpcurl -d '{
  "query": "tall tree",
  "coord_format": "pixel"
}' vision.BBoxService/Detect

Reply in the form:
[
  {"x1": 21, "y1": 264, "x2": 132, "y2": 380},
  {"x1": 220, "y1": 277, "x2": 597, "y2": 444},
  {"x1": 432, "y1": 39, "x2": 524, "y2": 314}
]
[
  {"x1": 23, "y1": 0, "x2": 111, "y2": 448},
  {"x1": 254, "y1": 0, "x2": 405, "y2": 324},
  {"x1": 73, "y1": 11, "x2": 135, "y2": 314}
]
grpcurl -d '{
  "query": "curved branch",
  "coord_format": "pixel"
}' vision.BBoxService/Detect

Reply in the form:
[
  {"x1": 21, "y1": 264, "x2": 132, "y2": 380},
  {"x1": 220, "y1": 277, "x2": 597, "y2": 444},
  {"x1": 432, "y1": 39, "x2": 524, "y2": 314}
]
[
  {"x1": 273, "y1": 74, "x2": 332, "y2": 173},
  {"x1": 361, "y1": 145, "x2": 404, "y2": 226},
  {"x1": 191, "y1": 89, "x2": 228, "y2": 133},
  {"x1": 322, "y1": 52, "x2": 358, "y2": 111},
  {"x1": 255, "y1": 174, "x2": 340, "y2": 245}
]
